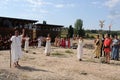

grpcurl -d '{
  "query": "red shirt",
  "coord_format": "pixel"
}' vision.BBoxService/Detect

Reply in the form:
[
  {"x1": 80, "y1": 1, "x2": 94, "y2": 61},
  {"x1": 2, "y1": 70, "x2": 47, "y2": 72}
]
[{"x1": 104, "y1": 38, "x2": 112, "y2": 53}]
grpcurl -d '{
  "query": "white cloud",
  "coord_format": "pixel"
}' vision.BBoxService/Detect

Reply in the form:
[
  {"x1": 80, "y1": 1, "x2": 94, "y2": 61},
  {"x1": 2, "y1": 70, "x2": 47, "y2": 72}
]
[
  {"x1": 55, "y1": 4, "x2": 64, "y2": 8},
  {"x1": 91, "y1": 1, "x2": 100, "y2": 5},
  {"x1": 24, "y1": 0, "x2": 51, "y2": 14},
  {"x1": 55, "y1": 3, "x2": 75, "y2": 8},
  {"x1": 66, "y1": 4, "x2": 75, "y2": 7},
  {"x1": 104, "y1": 0, "x2": 120, "y2": 8},
  {"x1": 90, "y1": 1, "x2": 103, "y2": 8},
  {"x1": 108, "y1": 14, "x2": 120, "y2": 19},
  {"x1": 0, "y1": 0, "x2": 9, "y2": 9},
  {"x1": 108, "y1": 10, "x2": 120, "y2": 19},
  {"x1": 40, "y1": 9, "x2": 49, "y2": 13},
  {"x1": 104, "y1": 0, "x2": 120, "y2": 19},
  {"x1": 26, "y1": 0, "x2": 52, "y2": 7}
]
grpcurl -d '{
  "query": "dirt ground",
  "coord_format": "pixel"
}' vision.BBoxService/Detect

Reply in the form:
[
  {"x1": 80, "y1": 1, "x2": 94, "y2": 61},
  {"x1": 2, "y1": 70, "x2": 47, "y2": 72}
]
[{"x1": 0, "y1": 39, "x2": 120, "y2": 80}]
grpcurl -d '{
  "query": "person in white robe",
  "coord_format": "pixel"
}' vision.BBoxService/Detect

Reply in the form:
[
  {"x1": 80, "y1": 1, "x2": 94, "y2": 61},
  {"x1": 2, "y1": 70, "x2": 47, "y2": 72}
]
[
  {"x1": 77, "y1": 36, "x2": 84, "y2": 61},
  {"x1": 10, "y1": 30, "x2": 23, "y2": 67},
  {"x1": 66, "y1": 38, "x2": 68, "y2": 48},
  {"x1": 45, "y1": 34, "x2": 51, "y2": 56},
  {"x1": 70, "y1": 38, "x2": 73, "y2": 48},
  {"x1": 24, "y1": 35, "x2": 30, "y2": 53},
  {"x1": 38, "y1": 36, "x2": 42, "y2": 48}
]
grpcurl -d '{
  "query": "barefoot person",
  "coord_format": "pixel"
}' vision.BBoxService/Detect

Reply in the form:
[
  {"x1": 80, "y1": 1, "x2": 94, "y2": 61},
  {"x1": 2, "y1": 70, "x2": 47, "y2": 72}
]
[
  {"x1": 38, "y1": 36, "x2": 42, "y2": 48},
  {"x1": 10, "y1": 30, "x2": 23, "y2": 67},
  {"x1": 111, "y1": 35, "x2": 119, "y2": 60},
  {"x1": 77, "y1": 36, "x2": 84, "y2": 61},
  {"x1": 93, "y1": 35, "x2": 102, "y2": 58},
  {"x1": 45, "y1": 34, "x2": 51, "y2": 56},
  {"x1": 103, "y1": 34, "x2": 112, "y2": 63},
  {"x1": 24, "y1": 34, "x2": 30, "y2": 53}
]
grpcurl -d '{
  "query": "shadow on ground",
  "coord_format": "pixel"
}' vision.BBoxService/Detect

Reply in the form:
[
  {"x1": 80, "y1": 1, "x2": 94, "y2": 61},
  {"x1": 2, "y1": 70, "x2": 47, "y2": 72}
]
[
  {"x1": 83, "y1": 58, "x2": 120, "y2": 66},
  {"x1": 18, "y1": 66, "x2": 53, "y2": 73}
]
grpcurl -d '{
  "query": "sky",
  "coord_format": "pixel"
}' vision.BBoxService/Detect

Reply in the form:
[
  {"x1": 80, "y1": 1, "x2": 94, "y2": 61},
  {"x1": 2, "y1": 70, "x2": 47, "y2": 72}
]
[{"x1": 0, "y1": 0, "x2": 120, "y2": 30}]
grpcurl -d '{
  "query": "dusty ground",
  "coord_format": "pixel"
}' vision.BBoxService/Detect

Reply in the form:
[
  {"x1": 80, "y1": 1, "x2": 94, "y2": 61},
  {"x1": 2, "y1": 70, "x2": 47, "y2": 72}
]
[{"x1": 0, "y1": 39, "x2": 120, "y2": 80}]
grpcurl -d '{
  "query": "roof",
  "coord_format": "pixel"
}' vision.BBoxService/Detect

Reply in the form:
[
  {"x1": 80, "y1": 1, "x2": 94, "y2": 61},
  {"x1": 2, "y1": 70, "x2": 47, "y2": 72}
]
[
  {"x1": 0, "y1": 16, "x2": 38, "y2": 23},
  {"x1": 36, "y1": 23, "x2": 64, "y2": 28}
]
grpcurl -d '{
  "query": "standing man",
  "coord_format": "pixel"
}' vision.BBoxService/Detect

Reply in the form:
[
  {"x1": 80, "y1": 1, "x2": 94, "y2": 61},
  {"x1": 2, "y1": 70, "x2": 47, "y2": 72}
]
[{"x1": 10, "y1": 30, "x2": 23, "y2": 67}]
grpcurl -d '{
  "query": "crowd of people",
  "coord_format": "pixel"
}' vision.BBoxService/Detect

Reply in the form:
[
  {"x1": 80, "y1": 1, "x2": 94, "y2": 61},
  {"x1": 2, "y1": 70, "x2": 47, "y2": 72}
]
[
  {"x1": 94, "y1": 33, "x2": 120, "y2": 64},
  {"x1": 54, "y1": 36, "x2": 73, "y2": 48},
  {"x1": 0, "y1": 34, "x2": 12, "y2": 50},
  {"x1": 0, "y1": 34, "x2": 45, "y2": 50},
  {"x1": 1, "y1": 28, "x2": 120, "y2": 67}
]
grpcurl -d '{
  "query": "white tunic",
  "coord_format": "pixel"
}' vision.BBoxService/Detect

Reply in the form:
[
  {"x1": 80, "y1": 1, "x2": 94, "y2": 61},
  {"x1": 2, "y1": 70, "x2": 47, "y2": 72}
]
[
  {"x1": 38, "y1": 38, "x2": 42, "y2": 48},
  {"x1": 66, "y1": 40, "x2": 68, "y2": 47},
  {"x1": 10, "y1": 36, "x2": 23, "y2": 62},
  {"x1": 24, "y1": 37, "x2": 29, "y2": 51},
  {"x1": 77, "y1": 39, "x2": 84, "y2": 59},
  {"x1": 70, "y1": 38, "x2": 73, "y2": 47},
  {"x1": 45, "y1": 39, "x2": 51, "y2": 54}
]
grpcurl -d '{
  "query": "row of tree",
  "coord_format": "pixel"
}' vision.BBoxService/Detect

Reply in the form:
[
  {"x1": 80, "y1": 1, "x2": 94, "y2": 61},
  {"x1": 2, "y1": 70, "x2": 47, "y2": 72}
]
[{"x1": 67, "y1": 19, "x2": 120, "y2": 38}]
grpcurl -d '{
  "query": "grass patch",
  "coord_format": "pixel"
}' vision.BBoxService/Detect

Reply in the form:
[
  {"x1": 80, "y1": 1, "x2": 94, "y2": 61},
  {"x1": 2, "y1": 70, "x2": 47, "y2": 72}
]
[
  {"x1": 52, "y1": 52, "x2": 64, "y2": 56},
  {"x1": 65, "y1": 50, "x2": 74, "y2": 54}
]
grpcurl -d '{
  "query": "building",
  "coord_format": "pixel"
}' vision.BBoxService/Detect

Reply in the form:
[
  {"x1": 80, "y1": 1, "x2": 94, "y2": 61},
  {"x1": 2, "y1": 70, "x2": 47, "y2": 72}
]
[
  {"x1": 0, "y1": 16, "x2": 64, "y2": 42},
  {"x1": 0, "y1": 16, "x2": 38, "y2": 36},
  {"x1": 35, "y1": 23, "x2": 64, "y2": 42}
]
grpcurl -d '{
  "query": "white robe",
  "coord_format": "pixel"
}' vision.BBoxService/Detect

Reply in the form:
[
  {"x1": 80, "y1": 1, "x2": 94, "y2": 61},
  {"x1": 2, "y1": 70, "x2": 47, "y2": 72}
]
[
  {"x1": 66, "y1": 40, "x2": 68, "y2": 48},
  {"x1": 70, "y1": 38, "x2": 73, "y2": 47},
  {"x1": 45, "y1": 40, "x2": 51, "y2": 55},
  {"x1": 77, "y1": 39, "x2": 84, "y2": 59},
  {"x1": 24, "y1": 37, "x2": 29, "y2": 51},
  {"x1": 10, "y1": 36, "x2": 23, "y2": 62},
  {"x1": 38, "y1": 38, "x2": 42, "y2": 48}
]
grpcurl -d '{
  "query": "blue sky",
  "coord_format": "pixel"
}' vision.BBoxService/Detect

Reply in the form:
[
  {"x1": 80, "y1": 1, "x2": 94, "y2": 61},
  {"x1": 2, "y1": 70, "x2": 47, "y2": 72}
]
[{"x1": 0, "y1": 0, "x2": 120, "y2": 30}]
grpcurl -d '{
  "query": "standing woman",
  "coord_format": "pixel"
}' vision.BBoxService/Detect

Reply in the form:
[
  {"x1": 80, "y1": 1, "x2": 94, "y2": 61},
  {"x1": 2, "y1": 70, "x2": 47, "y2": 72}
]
[
  {"x1": 111, "y1": 35, "x2": 119, "y2": 60},
  {"x1": 66, "y1": 38, "x2": 68, "y2": 48},
  {"x1": 10, "y1": 30, "x2": 23, "y2": 67},
  {"x1": 104, "y1": 34, "x2": 112, "y2": 63},
  {"x1": 68, "y1": 38, "x2": 70, "y2": 48},
  {"x1": 45, "y1": 34, "x2": 51, "y2": 56},
  {"x1": 57, "y1": 37, "x2": 61, "y2": 47},
  {"x1": 93, "y1": 35, "x2": 102, "y2": 58},
  {"x1": 77, "y1": 36, "x2": 84, "y2": 61},
  {"x1": 63, "y1": 38, "x2": 66, "y2": 48},
  {"x1": 38, "y1": 36, "x2": 42, "y2": 48},
  {"x1": 24, "y1": 34, "x2": 30, "y2": 53}
]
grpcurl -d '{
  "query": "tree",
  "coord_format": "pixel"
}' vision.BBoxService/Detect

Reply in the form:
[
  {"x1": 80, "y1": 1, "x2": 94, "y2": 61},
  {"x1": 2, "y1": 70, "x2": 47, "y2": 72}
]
[
  {"x1": 74, "y1": 19, "x2": 83, "y2": 30},
  {"x1": 74, "y1": 19, "x2": 85, "y2": 37},
  {"x1": 68, "y1": 25, "x2": 74, "y2": 38}
]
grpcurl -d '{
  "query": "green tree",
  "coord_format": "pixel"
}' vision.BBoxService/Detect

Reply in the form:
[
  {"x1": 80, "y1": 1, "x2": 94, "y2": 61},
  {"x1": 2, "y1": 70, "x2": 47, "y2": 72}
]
[
  {"x1": 68, "y1": 25, "x2": 74, "y2": 38},
  {"x1": 74, "y1": 19, "x2": 85, "y2": 36},
  {"x1": 74, "y1": 19, "x2": 83, "y2": 30}
]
